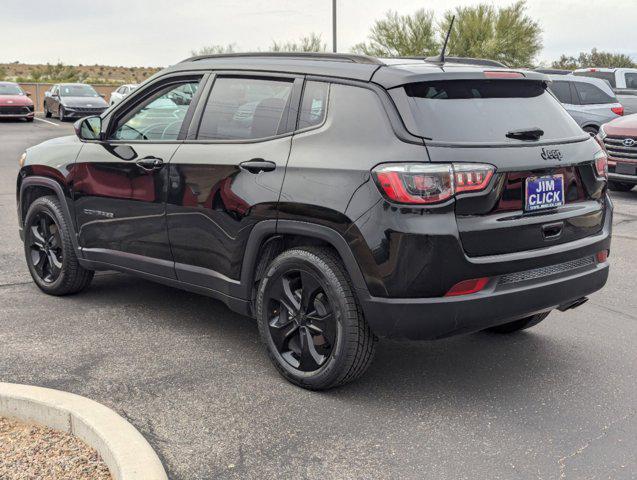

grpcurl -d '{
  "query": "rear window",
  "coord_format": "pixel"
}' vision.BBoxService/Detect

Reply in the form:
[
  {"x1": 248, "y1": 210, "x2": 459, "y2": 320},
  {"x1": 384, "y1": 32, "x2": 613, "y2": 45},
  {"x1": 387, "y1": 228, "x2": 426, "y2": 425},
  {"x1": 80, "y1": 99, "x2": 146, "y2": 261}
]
[
  {"x1": 397, "y1": 79, "x2": 584, "y2": 144},
  {"x1": 573, "y1": 81, "x2": 616, "y2": 105}
]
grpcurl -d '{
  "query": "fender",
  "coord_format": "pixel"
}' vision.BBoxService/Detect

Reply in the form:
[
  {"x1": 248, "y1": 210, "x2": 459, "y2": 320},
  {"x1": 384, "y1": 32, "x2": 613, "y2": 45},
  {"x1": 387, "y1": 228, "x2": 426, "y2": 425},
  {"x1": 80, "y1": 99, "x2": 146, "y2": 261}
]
[
  {"x1": 239, "y1": 219, "x2": 371, "y2": 300},
  {"x1": 19, "y1": 176, "x2": 82, "y2": 257}
]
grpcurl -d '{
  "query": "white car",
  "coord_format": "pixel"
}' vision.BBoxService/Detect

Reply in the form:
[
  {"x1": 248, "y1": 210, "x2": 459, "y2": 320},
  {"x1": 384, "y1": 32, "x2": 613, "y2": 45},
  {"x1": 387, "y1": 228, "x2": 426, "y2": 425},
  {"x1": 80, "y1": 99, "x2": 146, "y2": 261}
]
[{"x1": 109, "y1": 84, "x2": 138, "y2": 106}]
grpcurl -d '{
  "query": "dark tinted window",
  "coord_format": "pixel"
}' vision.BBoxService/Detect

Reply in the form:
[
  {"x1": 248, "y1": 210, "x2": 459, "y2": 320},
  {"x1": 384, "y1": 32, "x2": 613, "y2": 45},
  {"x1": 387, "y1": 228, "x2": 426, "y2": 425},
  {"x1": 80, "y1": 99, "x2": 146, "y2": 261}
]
[
  {"x1": 574, "y1": 81, "x2": 616, "y2": 105},
  {"x1": 573, "y1": 70, "x2": 616, "y2": 87},
  {"x1": 399, "y1": 79, "x2": 583, "y2": 144},
  {"x1": 198, "y1": 77, "x2": 293, "y2": 140},
  {"x1": 298, "y1": 81, "x2": 329, "y2": 129},
  {"x1": 626, "y1": 73, "x2": 637, "y2": 89},
  {"x1": 549, "y1": 81, "x2": 573, "y2": 104}
]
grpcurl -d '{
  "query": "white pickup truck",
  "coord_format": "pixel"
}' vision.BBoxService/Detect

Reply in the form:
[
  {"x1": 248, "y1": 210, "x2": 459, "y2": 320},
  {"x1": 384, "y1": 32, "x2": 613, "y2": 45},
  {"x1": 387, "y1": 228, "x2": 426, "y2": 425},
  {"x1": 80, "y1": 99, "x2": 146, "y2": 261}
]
[{"x1": 573, "y1": 68, "x2": 637, "y2": 115}]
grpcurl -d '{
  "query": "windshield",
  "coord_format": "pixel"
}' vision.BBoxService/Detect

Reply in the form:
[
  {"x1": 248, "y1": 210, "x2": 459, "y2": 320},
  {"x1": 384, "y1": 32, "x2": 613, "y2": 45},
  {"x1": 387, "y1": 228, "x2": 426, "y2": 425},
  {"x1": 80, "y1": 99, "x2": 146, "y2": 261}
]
[
  {"x1": 0, "y1": 84, "x2": 24, "y2": 95},
  {"x1": 394, "y1": 79, "x2": 585, "y2": 144},
  {"x1": 59, "y1": 85, "x2": 99, "y2": 97}
]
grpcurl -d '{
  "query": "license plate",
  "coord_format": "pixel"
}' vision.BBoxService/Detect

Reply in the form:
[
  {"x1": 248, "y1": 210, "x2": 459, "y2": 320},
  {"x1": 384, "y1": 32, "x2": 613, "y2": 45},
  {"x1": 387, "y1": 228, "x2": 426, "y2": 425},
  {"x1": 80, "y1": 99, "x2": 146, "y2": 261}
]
[{"x1": 525, "y1": 174, "x2": 564, "y2": 212}]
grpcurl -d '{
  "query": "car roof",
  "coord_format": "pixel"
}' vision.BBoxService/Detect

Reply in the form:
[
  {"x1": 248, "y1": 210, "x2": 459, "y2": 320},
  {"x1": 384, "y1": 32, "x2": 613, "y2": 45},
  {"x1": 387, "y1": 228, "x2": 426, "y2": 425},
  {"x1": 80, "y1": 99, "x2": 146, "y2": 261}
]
[
  {"x1": 0, "y1": 81, "x2": 19, "y2": 86},
  {"x1": 160, "y1": 52, "x2": 548, "y2": 89}
]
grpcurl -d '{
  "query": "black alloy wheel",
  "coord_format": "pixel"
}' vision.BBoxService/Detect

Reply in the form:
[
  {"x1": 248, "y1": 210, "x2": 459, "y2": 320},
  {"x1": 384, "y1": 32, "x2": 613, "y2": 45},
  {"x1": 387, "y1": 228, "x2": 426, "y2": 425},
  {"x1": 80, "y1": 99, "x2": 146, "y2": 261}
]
[
  {"x1": 265, "y1": 269, "x2": 337, "y2": 372},
  {"x1": 26, "y1": 211, "x2": 63, "y2": 284}
]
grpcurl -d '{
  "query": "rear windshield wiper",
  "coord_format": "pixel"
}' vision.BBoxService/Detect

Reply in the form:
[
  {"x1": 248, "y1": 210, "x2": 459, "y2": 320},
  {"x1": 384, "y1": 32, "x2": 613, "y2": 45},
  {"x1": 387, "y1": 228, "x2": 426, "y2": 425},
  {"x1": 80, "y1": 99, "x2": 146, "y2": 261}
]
[{"x1": 506, "y1": 128, "x2": 544, "y2": 141}]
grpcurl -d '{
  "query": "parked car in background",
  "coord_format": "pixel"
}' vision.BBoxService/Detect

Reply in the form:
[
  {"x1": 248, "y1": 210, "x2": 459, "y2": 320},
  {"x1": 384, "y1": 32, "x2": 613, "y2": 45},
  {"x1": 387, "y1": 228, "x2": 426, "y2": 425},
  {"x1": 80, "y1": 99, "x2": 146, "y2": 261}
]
[
  {"x1": 547, "y1": 74, "x2": 623, "y2": 134},
  {"x1": 16, "y1": 53, "x2": 612, "y2": 390},
  {"x1": 573, "y1": 67, "x2": 637, "y2": 115},
  {"x1": 599, "y1": 113, "x2": 637, "y2": 192},
  {"x1": 43, "y1": 83, "x2": 108, "y2": 121},
  {"x1": 0, "y1": 82, "x2": 34, "y2": 122},
  {"x1": 109, "y1": 84, "x2": 138, "y2": 105}
]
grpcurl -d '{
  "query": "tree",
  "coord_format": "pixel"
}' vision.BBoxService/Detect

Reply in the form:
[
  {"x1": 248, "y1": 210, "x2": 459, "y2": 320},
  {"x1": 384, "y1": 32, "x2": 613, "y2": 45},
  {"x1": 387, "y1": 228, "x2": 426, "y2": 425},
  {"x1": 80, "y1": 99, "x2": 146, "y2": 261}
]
[
  {"x1": 352, "y1": 2, "x2": 542, "y2": 66},
  {"x1": 352, "y1": 9, "x2": 438, "y2": 57},
  {"x1": 190, "y1": 44, "x2": 236, "y2": 56},
  {"x1": 439, "y1": 1, "x2": 542, "y2": 67},
  {"x1": 270, "y1": 33, "x2": 326, "y2": 52},
  {"x1": 551, "y1": 48, "x2": 636, "y2": 70},
  {"x1": 0, "y1": 66, "x2": 6, "y2": 81}
]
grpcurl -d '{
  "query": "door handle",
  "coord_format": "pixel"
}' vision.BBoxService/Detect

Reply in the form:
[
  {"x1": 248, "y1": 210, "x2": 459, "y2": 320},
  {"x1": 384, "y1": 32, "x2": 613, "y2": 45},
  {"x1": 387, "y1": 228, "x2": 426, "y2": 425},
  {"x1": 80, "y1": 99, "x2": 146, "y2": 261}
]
[
  {"x1": 239, "y1": 159, "x2": 276, "y2": 174},
  {"x1": 136, "y1": 156, "x2": 164, "y2": 171}
]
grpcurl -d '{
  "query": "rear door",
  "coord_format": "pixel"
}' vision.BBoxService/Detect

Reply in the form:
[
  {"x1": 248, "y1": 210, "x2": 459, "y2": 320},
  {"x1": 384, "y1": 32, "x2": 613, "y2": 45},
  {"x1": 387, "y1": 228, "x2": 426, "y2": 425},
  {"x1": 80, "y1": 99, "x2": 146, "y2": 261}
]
[
  {"x1": 390, "y1": 77, "x2": 608, "y2": 256},
  {"x1": 166, "y1": 73, "x2": 302, "y2": 294},
  {"x1": 72, "y1": 73, "x2": 204, "y2": 277}
]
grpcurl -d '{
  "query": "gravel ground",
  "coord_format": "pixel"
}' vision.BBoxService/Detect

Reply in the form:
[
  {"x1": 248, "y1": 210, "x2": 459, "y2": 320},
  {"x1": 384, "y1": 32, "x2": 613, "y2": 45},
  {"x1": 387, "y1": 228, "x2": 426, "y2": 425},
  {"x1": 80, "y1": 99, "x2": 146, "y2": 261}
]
[{"x1": 0, "y1": 416, "x2": 111, "y2": 480}]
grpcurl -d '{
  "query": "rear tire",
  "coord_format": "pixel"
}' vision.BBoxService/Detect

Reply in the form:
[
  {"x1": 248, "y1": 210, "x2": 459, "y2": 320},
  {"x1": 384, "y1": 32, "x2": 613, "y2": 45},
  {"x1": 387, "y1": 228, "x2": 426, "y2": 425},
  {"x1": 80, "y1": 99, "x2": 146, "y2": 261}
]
[
  {"x1": 485, "y1": 311, "x2": 550, "y2": 334},
  {"x1": 58, "y1": 106, "x2": 65, "y2": 122},
  {"x1": 256, "y1": 247, "x2": 377, "y2": 390},
  {"x1": 44, "y1": 105, "x2": 51, "y2": 118},
  {"x1": 583, "y1": 125, "x2": 598, "y2": 136},
  {"x1": 23, "y1": 196, "x2": 94, "y2": 295},
  {"x1": 608, "y1": 181, "x2": 634, "y2": 192}
]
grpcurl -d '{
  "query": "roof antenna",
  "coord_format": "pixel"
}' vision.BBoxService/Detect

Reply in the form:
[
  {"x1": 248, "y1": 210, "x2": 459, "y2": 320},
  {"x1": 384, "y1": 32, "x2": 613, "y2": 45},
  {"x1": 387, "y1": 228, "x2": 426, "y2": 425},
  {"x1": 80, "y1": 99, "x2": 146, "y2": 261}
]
[{"x1": 426, "y1": 15, "x2": 455, "y2": 66}]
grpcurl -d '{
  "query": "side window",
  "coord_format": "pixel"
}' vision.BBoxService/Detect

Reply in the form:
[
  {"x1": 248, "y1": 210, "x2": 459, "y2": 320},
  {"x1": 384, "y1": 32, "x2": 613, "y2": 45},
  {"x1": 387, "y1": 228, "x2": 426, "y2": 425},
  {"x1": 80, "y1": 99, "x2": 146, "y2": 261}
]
[
  {"x1": 574, "y1": 82, "x2": 615, "y2": 105},
  {"x1": 197, "y1": 77, "x2": 293, "y2": 140},
  {"x1": 117, "y1": 86, "x2": 126, "y2": 94},
  {"x1": 298, "y1": 81, "x2": 329, "y2": 129},
  {"x1": 110, "y1": 80, "x2": 200, "y2": 141},
  {"x1": 548, "y1": 81, "x2": 572, "y2": 104},
  {"x1": 626, "y1": 73, "x2": 637, "y2": 89}
]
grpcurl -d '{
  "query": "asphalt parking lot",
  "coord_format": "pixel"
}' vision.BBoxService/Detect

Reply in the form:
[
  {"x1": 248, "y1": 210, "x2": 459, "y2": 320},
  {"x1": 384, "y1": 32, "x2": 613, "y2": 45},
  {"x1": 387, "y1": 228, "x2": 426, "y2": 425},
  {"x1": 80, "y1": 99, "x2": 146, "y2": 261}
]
[{"x1": 1, "y1": 116, "x2": 636, "y2": 480}]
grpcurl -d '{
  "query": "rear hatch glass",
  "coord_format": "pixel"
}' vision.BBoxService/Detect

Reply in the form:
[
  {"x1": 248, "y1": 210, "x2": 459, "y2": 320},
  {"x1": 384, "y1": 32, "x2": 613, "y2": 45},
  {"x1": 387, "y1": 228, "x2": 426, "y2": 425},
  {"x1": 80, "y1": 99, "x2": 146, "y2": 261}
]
[{"x1": 396, "y1": 79, "x2": 585, "y2": 145}]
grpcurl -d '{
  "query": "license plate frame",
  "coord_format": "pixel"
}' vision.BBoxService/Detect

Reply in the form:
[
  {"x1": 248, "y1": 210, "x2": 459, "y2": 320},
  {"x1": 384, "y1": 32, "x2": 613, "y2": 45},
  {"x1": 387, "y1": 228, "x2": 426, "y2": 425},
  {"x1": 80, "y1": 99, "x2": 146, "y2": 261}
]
[{"x1": 524, "y1": 174, "x2": 565, "y2": 212}]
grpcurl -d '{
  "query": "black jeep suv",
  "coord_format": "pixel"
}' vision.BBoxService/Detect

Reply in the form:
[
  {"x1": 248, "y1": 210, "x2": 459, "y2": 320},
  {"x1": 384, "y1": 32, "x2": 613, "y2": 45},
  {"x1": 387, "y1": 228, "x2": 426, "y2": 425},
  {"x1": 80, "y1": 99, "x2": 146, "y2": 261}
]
[{"x1": 17, "y1": 53, "x2": 612, "y2": 390}]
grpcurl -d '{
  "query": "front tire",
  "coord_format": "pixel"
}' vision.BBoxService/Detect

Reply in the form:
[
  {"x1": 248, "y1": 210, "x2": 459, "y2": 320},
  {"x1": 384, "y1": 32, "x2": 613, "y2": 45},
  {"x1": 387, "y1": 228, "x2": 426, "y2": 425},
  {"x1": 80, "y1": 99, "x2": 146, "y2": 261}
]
[
  {"x1": 44, "y1": 105, "x2": 51, "y2": 118},
  {"x1": 256, "y1": 247, "x2": 377, "y2": 390},
  {"x1": 485, "y1": 311, "x2": 550, "y2": 334},
  {"x1": 58, "y1": 106, "x2": 65, "y2": 121},
  {"x1": 23, "y1": 196, "x2": 94, "y2": 295},
  {"x1": 608, "y1": 181, "x2": 634, "y2": 192}
]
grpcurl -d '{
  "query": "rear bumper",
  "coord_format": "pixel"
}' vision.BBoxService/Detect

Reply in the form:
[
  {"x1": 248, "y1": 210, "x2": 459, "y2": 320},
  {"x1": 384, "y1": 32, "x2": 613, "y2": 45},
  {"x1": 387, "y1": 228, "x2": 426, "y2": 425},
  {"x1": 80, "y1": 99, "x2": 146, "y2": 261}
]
[
  {"x1": 360, "y1": 260, "x2": 608, "y2": 340},
  {"x1": 359, "y1": 200, "x2": 612, "y2": 340}
]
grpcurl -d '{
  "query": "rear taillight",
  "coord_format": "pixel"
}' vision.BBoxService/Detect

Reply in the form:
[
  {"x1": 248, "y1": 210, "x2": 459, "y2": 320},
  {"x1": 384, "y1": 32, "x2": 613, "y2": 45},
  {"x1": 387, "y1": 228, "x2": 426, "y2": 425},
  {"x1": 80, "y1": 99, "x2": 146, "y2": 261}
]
[
  {"x1": 594, "y1": 150, "x2": 608, "y2": 179},
  {"x1": 483, "y1": 71, "x2": 524, "y2": 79},
  {"x1": 611, "y1": 106, "x2": 624, "y2": 116},
  {"x1": 372, "y1": 163, "x2": 495, "y2": 205}
]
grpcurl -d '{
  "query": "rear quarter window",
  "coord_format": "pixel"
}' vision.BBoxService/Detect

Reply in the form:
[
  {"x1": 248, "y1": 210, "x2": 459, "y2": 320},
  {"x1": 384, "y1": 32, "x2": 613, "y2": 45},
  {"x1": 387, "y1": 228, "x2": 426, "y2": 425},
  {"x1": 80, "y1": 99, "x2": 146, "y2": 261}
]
[
  {"x1": 393, "y1": 79, "x2": 584, "y2": 145},
  {"x1": 574, "y1": 82, "x2": 617, "y2": 105}
]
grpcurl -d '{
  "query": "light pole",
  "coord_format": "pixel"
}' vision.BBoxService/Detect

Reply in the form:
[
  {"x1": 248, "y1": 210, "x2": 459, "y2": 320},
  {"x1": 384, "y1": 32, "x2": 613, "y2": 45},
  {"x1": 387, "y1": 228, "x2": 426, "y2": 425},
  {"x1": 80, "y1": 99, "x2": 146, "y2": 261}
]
[{"x1": 332, "y1": 0, "x2": 337, "y2": 53}]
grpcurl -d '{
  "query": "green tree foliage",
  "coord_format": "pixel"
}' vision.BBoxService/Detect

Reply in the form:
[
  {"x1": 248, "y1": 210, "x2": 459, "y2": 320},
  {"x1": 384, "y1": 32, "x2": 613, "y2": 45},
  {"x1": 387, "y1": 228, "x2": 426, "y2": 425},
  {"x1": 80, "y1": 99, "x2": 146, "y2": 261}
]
[
  {"x1": 27, "y1": 63, "x2": 87, "y2": 83},
  {"x1": 0, "y1": 66, "x2": 6, "y2": 81},
  {"x1": 353, "y1": 1, "x2": 542, "y2": 66},
  {"x1": 270, "y1": 33, "x2": 326, "y2": 52},
  {"x1": 551, "y1": 48, "x2": 636, "y2": 69},
  {"x1": 190, "y1": 44, "x2": 236, "y2": 56},
  {"x1": 352, "y1": 9, "x2": 438, "y2": 57}
]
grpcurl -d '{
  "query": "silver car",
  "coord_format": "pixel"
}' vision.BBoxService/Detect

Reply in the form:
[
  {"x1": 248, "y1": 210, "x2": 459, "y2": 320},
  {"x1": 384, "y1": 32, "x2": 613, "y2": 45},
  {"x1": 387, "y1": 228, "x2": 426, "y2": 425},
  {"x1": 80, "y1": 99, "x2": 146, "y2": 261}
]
[{"x1": 547, "y1": 75, "x2": 623, "y2": 134}]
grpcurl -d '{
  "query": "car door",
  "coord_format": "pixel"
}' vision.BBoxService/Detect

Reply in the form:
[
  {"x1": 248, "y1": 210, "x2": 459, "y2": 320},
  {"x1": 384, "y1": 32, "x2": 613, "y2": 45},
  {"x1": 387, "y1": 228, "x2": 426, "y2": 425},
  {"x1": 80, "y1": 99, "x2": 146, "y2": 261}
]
[
  {"x1": 71, "y1": 73, "x2": 205, "y2": 278},
  {"x1": 549, "y1": 80, "x2": 581, "y2": 124},
  {"x1": 166, "y1": 73, "x2": 302, "y2": 294},
  {"x1": 47, "y1": 85, "x2": 60, "y2": 113}
]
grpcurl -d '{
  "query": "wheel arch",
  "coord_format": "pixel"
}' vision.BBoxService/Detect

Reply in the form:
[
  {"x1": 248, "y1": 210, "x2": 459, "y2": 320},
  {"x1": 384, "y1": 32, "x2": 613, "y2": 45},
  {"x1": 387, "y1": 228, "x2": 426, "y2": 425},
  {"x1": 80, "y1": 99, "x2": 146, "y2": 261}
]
[
  {"x1": 241, "y1": 220, "x2": 370, "y2": 307},
  {"x1": 19, "y1": 176, "x2": 81, "y2": 255}
]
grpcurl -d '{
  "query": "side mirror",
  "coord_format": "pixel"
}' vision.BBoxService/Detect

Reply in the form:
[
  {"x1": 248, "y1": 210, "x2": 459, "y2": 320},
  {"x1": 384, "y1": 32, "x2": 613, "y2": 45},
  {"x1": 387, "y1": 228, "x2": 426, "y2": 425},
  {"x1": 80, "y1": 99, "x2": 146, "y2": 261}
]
[
  {"x1": 75, "y1": 116, "x2": 102, "y2": 141},
  {"x1": 26, "y1": 92, "x2": 32, "y2": 97},
  {"x1": 44, "y1": 91, "x2": 51, "y2": 98}
]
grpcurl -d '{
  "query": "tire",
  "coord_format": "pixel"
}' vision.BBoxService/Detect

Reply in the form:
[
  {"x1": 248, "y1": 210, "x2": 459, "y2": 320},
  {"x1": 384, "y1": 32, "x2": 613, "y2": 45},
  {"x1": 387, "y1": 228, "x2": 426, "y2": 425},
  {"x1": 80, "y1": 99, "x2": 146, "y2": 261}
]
[
  {"x1": 583, "y1": 125, "x2": 598, "y2": 136},
  {"x1": 608, "y1": 181, "x2": 634, "y2": 192},
  {"x1": 58, "y1": 106, "x2": 65, "y2": 122},
  {"x1": 44, "y1": 105, "x2": 51, "y2": 118},
  {"x1": 484, "y1": 311, "x2": 550, "y2": 334},
  {"x1": 256, "y1": 246, "x2": 377, "y2": 390},
  {"x1": 23, "y1": 196, "x2": 94, "y2": 295},
  {"x1": 26, "y1": 117, "x2": 34, "y2": 123}
]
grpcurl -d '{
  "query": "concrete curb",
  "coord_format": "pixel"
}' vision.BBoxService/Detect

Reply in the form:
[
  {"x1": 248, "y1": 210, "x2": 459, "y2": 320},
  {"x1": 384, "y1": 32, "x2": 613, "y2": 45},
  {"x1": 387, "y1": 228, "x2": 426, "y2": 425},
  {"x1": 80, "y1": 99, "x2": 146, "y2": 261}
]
[{"x1": 0, "y1": 382, "x2": 167, "y2": 480}]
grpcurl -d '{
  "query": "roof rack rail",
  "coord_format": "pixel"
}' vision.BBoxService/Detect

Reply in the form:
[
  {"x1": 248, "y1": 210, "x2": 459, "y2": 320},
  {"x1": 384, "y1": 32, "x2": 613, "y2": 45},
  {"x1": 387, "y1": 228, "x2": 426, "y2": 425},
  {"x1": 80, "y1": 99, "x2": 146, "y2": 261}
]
[
  {"x1": 180, "y1": 52, "x2": 385, "y2": 65},
  {"x1": 396, "y1": 56, "x2": 508, "y2": 68}
]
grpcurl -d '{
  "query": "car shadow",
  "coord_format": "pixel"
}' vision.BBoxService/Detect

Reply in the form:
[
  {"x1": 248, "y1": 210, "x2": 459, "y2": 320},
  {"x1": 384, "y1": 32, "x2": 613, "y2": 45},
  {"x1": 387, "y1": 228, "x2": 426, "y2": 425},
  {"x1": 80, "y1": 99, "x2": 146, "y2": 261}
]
[{"x1": 78, "y1": 272, "x2": 591, "y2": 405}]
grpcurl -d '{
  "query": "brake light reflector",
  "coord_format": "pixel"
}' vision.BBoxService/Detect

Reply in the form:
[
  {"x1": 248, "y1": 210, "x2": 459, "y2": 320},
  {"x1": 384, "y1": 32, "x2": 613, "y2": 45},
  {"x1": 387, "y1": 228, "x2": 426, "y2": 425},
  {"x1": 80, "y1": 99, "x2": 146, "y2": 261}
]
[
  {"x1": 445, "y1": 277, "x2": 490, "y2": 297},
  {"x1": 596, "y1": 250, "x2": 608, "y2": 263},
  {"x1": 611, "y1": 106, "x2": 624, "y2": 116},
  {"x1": 484, "y1": 71, "x2": 524, "y2": 79},
  {"x1": 372, "y1": 163, "x2": 495, "y2": 204}
]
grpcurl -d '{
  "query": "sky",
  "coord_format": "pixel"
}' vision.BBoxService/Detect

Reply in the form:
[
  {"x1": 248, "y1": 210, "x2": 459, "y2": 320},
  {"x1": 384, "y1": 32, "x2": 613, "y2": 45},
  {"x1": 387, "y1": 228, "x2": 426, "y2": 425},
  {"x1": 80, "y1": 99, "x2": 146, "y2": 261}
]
[{"x1": 1, "y1": 0, "x2": 636, "y2": 67}]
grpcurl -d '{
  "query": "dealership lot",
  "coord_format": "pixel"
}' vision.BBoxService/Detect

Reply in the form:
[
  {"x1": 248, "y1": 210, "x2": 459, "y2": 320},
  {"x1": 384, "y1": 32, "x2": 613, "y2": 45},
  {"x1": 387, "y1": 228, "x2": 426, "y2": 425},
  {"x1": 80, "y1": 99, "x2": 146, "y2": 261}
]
[{"x1": 1, "y1": 118, "x2": 636, "y2": 479}]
